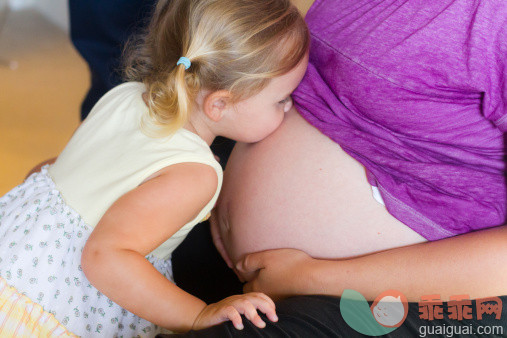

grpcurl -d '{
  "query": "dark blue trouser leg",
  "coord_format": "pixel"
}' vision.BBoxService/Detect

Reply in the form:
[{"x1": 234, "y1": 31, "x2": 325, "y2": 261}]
[{"x1": 69, "y1": 0, "x2": 156, "y2": 120}]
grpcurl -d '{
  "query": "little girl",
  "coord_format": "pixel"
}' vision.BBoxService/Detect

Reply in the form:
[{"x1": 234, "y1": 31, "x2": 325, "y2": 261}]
[{"x1": 0, "y1": 0, "x2": 309, "y2": 336}]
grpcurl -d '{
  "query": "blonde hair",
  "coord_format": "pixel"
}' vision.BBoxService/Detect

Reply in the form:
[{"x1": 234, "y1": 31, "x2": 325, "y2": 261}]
[{"x1": 124, "y1": 0, "x2": 309, "y2": 136}]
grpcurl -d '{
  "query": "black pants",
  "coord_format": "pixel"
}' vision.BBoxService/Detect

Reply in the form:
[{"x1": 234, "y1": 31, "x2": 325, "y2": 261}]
[
  {"x1": 169, "y1": 223, "x2": 507, "y2": 337},
  {"x1": 163, "y1": 294, "x2": 507, "y2": 337}
]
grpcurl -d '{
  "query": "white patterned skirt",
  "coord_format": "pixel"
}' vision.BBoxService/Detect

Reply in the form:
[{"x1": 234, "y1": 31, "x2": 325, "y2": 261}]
[{"x1": 0, "y1": 167, "x2": 173, "y2": 337}]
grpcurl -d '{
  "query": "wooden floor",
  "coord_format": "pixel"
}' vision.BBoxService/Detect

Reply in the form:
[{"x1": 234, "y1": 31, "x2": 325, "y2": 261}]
[{"x1": 0, "y1": 9, "x2": 88, "y2": 195}]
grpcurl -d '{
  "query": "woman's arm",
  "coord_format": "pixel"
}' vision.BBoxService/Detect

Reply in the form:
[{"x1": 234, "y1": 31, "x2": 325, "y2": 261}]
[
  {"x1": 82, "y1": 162, "x2": 276, "y2": 332},
  {"x1": 238, "y1": 225, "x2": 507, "y2": 302}
]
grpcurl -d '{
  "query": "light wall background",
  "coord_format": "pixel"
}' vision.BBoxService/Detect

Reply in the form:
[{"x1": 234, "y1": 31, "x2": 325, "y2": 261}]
[{"x1": 9, "y1": 0, "x2": 69, "y2": 32}]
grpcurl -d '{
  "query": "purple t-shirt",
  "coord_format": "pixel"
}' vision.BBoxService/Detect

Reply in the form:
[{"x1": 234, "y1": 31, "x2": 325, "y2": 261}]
[{"x1": 293, "y1": 0, "x2": 506, "y2": 240}]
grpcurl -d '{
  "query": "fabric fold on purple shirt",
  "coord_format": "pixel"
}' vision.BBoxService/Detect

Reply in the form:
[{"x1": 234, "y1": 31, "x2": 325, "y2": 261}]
[{"x1": 293, "y1": 0, "x2": 506, "y2": 240}]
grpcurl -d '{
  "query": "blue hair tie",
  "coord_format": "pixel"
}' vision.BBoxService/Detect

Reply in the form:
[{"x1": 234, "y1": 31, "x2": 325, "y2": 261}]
[{"x1": 177, "y1": 56, "x2": 191, "y2": 70}]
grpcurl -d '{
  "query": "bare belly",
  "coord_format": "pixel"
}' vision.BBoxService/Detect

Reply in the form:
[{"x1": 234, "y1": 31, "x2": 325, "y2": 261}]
[{"x1": 215, "y1": 107, "x2": 426, "y2": 264}]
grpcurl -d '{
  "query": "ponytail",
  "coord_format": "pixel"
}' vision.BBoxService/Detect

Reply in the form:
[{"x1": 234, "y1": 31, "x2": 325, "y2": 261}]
[
  {"x1": 140, "y1": 57, "x2": 201, "y2": 137},
  {"x1": 172, "y1": 63, "x2": 191, "y2": 134}
]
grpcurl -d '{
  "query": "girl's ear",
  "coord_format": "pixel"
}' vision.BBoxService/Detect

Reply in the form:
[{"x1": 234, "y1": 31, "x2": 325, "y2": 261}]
[{"x1": 203, "y1": 90, "x2": 231, "y2": 122}]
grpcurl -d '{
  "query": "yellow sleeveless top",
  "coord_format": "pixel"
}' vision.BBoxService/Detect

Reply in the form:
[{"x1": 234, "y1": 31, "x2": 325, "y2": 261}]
[{"x1": 48, "y1": 82, "x2": 223, "y2": 259}]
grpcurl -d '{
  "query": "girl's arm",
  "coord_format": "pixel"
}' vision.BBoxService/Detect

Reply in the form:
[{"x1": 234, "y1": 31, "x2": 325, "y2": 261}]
[
  {"x1": 81, "y1": 162, "x2": 275, "y2": 332},
  {"x1": 238, "y1": 225, "x2": 507, "y2": 302}
]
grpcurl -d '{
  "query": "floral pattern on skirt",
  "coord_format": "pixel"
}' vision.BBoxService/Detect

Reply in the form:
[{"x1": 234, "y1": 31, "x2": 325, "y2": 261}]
[{"x1": 0, "y1": 167, "x2": 173, "y2": 337}]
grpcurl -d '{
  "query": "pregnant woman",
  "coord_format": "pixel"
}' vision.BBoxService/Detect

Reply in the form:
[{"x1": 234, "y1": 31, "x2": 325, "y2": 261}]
[{"x1": 171, "y1": 0, "x2": 507, "y2": 336}]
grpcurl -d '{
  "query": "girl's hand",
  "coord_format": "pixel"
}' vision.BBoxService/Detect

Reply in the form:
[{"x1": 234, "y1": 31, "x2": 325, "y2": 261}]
[
  {"x1": 236, "y1": 249, "x2": 317, "y2": 300},
  {"x1": 192, "y1": 292, "x2": 278, "y2": 331}
]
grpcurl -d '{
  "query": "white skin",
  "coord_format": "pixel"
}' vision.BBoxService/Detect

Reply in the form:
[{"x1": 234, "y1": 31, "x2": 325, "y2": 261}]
[{"x1": 80, "y1": 54, "x2": 309, "y2": 332}]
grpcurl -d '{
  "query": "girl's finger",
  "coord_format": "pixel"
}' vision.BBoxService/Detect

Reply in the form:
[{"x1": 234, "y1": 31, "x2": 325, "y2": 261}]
[
  {"x1": 249, "y1": 292, "x2": 276, "y2": 312},
  {"x1": 244, "y1": 295, "x2": 278, "y2": 323},
  {"x1": 223, "y1": 305, "x2": 244, "y2": 330},
  {"x1": 237, "y1": 300, "x2": 266, "y2": 328}
]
